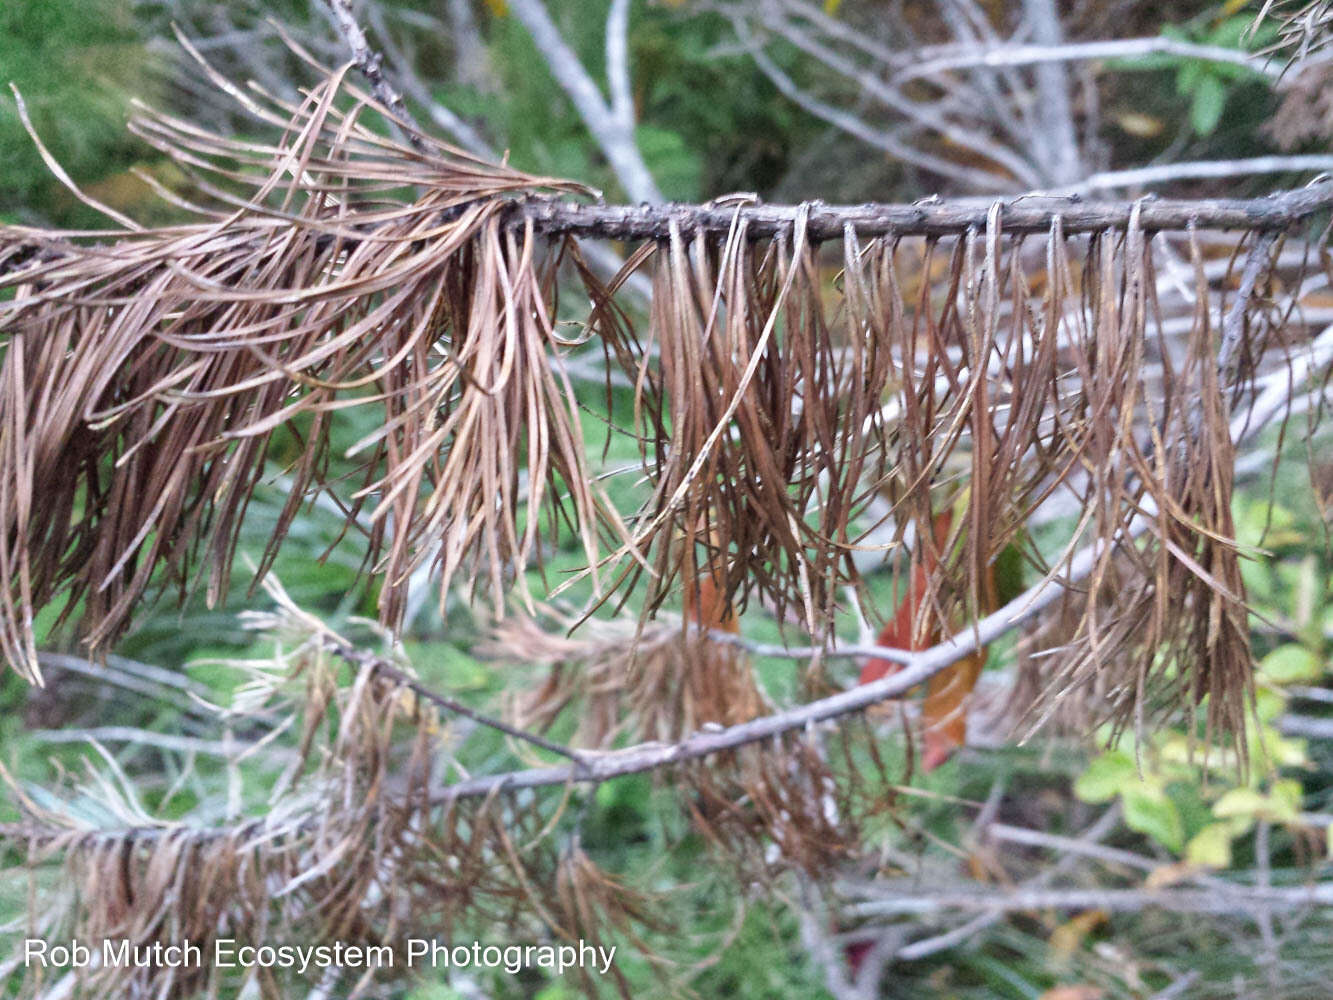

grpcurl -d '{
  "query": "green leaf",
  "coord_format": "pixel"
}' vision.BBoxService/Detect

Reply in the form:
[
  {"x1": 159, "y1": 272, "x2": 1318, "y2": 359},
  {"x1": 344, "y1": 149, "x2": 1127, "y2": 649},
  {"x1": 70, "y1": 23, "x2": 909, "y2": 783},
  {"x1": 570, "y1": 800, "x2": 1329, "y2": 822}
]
[
  {"x1": 1271, "y1": 779, "x2": 1303, "y2": 822},
  {"x1": 1260, "y1": 644, "x2": 1323, "y2": 684},
  {"x1": 1213, "y1": 787, "x2": 1269, "y2": 820},
  {"x1": 1074, "y1": 750, "x2": 1138, "y2": 803},
  {"x1": 1190, "y1": 74, "x2": 1227, "y2": 136},
  {"x1": 1177, "y1": 59, "x2": 1203, "y2": 96},
  {"x1": 1186, "y1": 822, "x2": 1235, "y2": 868},
  {"x1": 1123, "y1": 785, "x2": 1184, "y2": 852},
  {"x1": 1252, "y1": 685, "x2": 1288, "y2": 724}
]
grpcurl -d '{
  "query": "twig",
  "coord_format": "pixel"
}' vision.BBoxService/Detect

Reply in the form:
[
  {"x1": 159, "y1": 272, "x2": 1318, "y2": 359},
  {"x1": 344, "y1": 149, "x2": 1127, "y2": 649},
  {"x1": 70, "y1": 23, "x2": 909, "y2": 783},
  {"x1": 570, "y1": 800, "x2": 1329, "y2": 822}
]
[
  {"x1": 888, "y1": 806, "x2": 1123, "y2": 961},
  {"x1": 703, "y1": 629, "x2": 915, "y2": 666},
  {"x1": 986, "y1": 821, "x2": 1161, "y2": 873},
  {"x1": 359, "y1": 1, "x2": 494, "y2": 158},
  {"x1": 1278, "y1": 714, "x2": 1333, "y2": 738},
  {"x1": 319, "y1": 0, "x2": 425, "y2": 150},
  {"x1": 1288, "y1": 686, "x2": 1333, "y2": 703},
  {"x1": 748, "y1": 10, "x2": 1042, "y2": 187},
  {"x1": 1255, "y1": 820, "x2": 1281, "y2": 992},
  {"x1": 605, "y1": 0, "x2": 635, "y2": 136},
  {"x1": 1221, "y1": 231, "x2": 1282, "y2": 391},
  {"x1": 1024, "y1": 0, "x2": 1083, "y2": 187},
  {"x1": 732, "y1": 19, "x2": 1015, "y2": 192},
  {"x1": 1057, "y1": 155, "x2": 1333, "y2": 193},
  {"x1": 890, "y1": 37, "x2": 1282, "y2": 85},
  {"x1": 893, "y1": 913, "x2": 996, "y2": 960},
  {"x1": 28, "y1": 727, "x2": 291, "y2": 760},
  {"x1": 314, "y1": 635, "x2": 589, "y2": 766},
  {"x1": 844, "y1": 882, "x2": 1333, "y2": 917},
  {"x1": 1151, "y1": 971, "x2": 1202, "y2": 1000}
]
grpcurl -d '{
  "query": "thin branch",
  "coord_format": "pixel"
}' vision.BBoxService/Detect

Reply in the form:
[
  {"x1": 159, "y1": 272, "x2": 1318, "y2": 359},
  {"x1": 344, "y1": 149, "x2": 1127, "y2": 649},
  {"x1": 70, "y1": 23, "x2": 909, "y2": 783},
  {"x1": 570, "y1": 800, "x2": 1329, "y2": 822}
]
[
  {"x1": 416, "y1": 317, "x2": 1333, "y2": 800},
  {"x1": 29, "y1": 727, "x2": 291, "y2": 760},
  {"x1": 605, "y1": 0, "x2": 635, "y2": 135},
  {"x1": 1222, "y1": 231, "x2": 1282, "y2": 390},
  {"x1": 1059, "y1": 156, "x2": 1333, "y2": 193},
  {"x1": 319, "y1": 0, "x2": 425, "y2": 150},
  {"x1": 890, "y1": 37, "x2": 1282, "y2": 85},
  {"x1": 844, "y1": 881, "x2": 1333, "y2": 917},
  {"x1": 703, "y1": 628, "x2": 915, "y2": 666},
  {"x1": 733, "y1": 19, "x2": 1018, "y2": 192},
  {"x1": 892, "y1": 913, "x2": 996, "y2": 961},
  {"x1": 359, "y1": 1, "x2": 495, "y2": 158},
  {"x1": 4, "y1": 318, "x2": 1328, "y2": 847},
  {"x1": 312, "y1": 634, "x2": 589, "y2": 766},
  {"x1": 1023, "y1": 0, "x2": 1083, "y2": 187},
  {"x1": 747, "y1": 9, "x2": 1043, "y2": 187},
  {"x1": 7, "y1": 183, "x2": 1333, "y2": 290}
]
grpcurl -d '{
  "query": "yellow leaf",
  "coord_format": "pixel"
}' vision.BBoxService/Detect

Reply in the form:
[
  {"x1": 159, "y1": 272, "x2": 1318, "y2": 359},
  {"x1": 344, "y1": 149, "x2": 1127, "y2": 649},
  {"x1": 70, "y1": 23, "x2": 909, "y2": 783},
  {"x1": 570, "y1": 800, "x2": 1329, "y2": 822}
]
[
  {"x1": 1186, "y1": 823, "x2": 1234, "y2": 869},
  {"x1": 484, "y1": 0, "x2": 507, "y2": 14},
  {"x1": 1048, "y1": 910, "x2": 1108, "y2": 963},
  {"x1": 824, "y1": 0, "x2": 845, "y2": 14},
  {"x1": 1114, "y1": 112, "x2": 1164, "y2": 138},
  {"x1": 1213, "y1": 787, "x2": 1269, "y2": 820}
]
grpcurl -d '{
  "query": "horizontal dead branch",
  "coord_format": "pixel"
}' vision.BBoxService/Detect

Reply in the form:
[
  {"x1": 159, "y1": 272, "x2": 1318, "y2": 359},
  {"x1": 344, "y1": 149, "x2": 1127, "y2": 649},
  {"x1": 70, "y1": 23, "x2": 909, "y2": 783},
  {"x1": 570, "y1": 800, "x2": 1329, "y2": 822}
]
[
  {"x1": 5, "y1": 177, "x2": 1333, "y2": 290},
  {"x1": 517, "y1": 177, "x2": 1333, "y2": 240}
]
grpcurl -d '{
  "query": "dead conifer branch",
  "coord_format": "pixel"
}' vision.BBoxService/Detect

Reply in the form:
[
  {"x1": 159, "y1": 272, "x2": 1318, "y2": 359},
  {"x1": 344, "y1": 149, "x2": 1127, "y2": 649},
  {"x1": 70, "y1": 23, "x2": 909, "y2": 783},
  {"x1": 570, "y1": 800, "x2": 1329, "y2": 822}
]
[
  {"x1": 516, "y1": 179, "x2": 1333, "y2": 240},
  {"x1": 2, "y1": 56, "x2": 1331, "y2": 749}
]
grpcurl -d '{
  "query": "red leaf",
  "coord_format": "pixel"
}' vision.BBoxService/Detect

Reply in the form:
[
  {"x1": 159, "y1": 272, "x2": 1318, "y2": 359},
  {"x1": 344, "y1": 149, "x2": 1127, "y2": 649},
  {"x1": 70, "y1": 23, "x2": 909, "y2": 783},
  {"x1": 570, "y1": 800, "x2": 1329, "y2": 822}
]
[
  {"x1": 856, "y1": 509, "x2": 993, "y2": 771},
  {"x1": 858, "y1": 511, "x2": 952, "y2": 683}
]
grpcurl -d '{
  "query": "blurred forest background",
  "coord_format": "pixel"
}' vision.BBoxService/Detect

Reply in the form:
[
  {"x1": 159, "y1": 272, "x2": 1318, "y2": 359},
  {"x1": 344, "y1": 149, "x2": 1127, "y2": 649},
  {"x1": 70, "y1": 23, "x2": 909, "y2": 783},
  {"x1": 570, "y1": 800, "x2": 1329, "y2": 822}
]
[{"x1": 3, "y1": 1, "x2": 1333, "y2": 998}]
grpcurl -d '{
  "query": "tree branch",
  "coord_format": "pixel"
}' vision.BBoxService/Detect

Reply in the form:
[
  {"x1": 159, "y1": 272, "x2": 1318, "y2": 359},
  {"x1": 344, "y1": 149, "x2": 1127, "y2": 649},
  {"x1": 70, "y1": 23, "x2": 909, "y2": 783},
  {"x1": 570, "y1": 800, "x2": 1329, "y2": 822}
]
[
  {"x1": 515, "y1": 176, "x2": 1333, "y2": 240},
  {"x1": 1024, "y1": 0, "x2": 1084, "y2": 187},
  {"x1": 842, "y1": 881, "x2": 1333, "y2": 917},
  {"x1": 310, "y1": 634, "x2": 588, "y2": 766},
  {"x1": 732, "y1": 18, "x2": 1018, "y2": 193},
  {"x1": 890, "y1": 36, "x2": 1282, "y2": 86},
  {"x1": 4, "y1": 319, "x2": 1328, "y2": 847},
  {"x1": 745, "y1": 8, "x2": 1043, "y2": 187},
  {"x1": 8, "y1": 181, "x2": 1333, "y2": 294},
  {"x1": 1059, "y1": 156, "x2": 1333, "y2": 193},
  {"x1": 320, "y1": 0, "x2": 425, "y2": 151}
]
